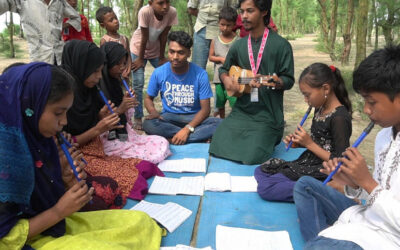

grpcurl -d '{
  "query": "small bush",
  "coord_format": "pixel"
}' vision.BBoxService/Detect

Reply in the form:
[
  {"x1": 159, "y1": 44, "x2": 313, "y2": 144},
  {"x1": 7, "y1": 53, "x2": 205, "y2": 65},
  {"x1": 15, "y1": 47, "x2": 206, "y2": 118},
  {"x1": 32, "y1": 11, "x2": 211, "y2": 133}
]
[{"x1": 0, "y1": 33, "x2": 22, "y2": 58}]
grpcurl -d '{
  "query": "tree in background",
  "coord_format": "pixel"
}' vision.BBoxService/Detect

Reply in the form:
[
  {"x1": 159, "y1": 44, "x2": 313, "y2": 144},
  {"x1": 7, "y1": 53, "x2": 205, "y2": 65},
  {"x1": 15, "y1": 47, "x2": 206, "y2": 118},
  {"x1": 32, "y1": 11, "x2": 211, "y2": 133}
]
[
  {"x1": 375, "y1": 0, "x2": 400, "y2": 46},
  {"x1": 2, "y1": 0, "x2": 399, "y2": 63},
  {"x1": 340, "y1": 0, "x2": 354, "y2": 65},
  {"x1": 354, "y1": 0, "x2": 369, "y2": 69},
  {"x1": 7, "y1": 12, "x2": 15, "y2": 58}
]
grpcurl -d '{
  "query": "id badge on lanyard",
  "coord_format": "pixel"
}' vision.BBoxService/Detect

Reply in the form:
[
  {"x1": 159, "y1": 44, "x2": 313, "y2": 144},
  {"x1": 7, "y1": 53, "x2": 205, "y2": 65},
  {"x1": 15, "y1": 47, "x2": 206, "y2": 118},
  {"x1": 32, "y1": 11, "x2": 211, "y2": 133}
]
[{"x1": 248, "y1": 28, "x2": 269, "y2": 102}]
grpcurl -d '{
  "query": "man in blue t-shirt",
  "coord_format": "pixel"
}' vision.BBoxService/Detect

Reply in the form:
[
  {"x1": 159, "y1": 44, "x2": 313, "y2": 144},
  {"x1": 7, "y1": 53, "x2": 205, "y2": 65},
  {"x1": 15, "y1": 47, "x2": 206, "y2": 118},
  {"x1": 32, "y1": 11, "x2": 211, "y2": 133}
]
[{"x1": 143, "y1": 31, "x2": 221, "y2": 144}]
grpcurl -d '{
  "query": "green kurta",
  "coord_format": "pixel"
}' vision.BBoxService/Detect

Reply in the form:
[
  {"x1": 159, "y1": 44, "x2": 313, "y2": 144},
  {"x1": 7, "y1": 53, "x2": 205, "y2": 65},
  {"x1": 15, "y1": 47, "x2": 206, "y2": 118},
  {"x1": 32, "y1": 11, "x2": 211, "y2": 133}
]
[{"x1": 209, "y1": 30, "x2": 294, "y2": 165}]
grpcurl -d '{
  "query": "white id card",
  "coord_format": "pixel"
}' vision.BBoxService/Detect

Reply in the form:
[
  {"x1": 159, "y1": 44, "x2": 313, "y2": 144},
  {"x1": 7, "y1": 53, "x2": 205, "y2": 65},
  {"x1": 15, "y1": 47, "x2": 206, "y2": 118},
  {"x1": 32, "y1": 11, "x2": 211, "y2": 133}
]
[{"x1": 250, "y1": 87, "x2": 259, "y2": 102}]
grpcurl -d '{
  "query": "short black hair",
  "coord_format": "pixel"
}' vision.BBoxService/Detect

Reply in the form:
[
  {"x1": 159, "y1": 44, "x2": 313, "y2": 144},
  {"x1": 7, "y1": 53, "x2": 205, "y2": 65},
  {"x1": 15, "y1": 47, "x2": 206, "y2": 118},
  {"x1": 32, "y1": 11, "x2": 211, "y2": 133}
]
[
  {"x1": 47, "y1": 66, "x2": 75, "y2": 104},
  {"x1": 353, "y1": 45, "x2": 400, "y2": 101},
  {"x1": 238, "y1": 0, "x2": 271, "y2": 26},
  {"x1": 167, "y1": 31, "x2": 193, "y2": 50},
  {"x1": 96, "y1": 6, "x2": 114, "y2": 23},
  {"x1": 219, "y1": 7, "x2": 238, "y2": 23}
]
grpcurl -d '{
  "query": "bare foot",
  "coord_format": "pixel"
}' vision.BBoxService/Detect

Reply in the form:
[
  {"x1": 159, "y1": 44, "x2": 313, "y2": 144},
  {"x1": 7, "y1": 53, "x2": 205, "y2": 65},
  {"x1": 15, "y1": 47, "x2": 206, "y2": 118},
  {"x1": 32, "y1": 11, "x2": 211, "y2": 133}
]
[{"x1": 133, "y1": 118, "x2": 143, "y2": 131}]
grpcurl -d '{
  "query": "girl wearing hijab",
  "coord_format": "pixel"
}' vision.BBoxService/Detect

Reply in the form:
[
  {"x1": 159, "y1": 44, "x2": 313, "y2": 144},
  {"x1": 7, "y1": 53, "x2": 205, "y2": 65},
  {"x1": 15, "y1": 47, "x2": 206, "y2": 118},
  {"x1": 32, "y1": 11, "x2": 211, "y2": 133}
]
[
  {"x1": 0, "y1": 62, "x2": 163, "y2": 249},
  {"x1": 62, "y1": 40, "x2": 166, "y2": 202},
  {"x1": 99, "y1": 41, "x2": 171, "y2": 163}
]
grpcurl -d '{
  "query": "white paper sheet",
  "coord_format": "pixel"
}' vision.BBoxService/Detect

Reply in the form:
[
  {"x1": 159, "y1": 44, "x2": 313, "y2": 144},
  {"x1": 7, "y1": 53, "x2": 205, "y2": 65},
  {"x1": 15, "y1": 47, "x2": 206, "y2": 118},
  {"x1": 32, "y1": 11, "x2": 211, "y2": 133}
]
[
  {"x1": 216, "y1": 225, "x2": 293, "y2": 250},
  {"x1": 152, "y1": 202, "x2": 192, "y2": 232},
  {"x1": 158, "y1": 158, "x2": 206, "y2": 173},
  {"x1": 129, "y1": 200, "x2": 163, "y2": 217},
  {"x1": 230, "y1": 176, "x2": 258, "y2": 192},
  {"x1": 148, "y1": 176, "x2": 205, "y2": 196},
  {"x1": 148, "y1": 176, "x2": 179, "y2": 195},
  {"x1": 179, "y1": 176, "x2": 205, "y2": 196},
  {"x1": 160, "y1": 245, "x2": 213, "y2": 250},
  {"x1": 204, "y1": 172, "x2": 231, "y2": 192},
  {"x1": 130, "y1": 201, "x2": 192, "y2": 233}
]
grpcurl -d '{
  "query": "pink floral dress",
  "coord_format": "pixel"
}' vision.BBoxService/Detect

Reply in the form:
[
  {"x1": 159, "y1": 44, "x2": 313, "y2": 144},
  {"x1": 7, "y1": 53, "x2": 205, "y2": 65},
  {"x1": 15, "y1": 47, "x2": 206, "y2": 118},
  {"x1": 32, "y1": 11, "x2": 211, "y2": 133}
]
[{"x1": 101, "y1": 109, "x2": 171, "y2": 163}]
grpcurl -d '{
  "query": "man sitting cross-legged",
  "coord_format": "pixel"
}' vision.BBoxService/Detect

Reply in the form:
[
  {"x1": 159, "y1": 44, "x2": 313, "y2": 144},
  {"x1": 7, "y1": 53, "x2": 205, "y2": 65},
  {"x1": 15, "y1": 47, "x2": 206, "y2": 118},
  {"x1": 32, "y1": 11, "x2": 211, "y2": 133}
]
[{"x1": 143, "y1": 31, "x2": 221, "y2": 145}]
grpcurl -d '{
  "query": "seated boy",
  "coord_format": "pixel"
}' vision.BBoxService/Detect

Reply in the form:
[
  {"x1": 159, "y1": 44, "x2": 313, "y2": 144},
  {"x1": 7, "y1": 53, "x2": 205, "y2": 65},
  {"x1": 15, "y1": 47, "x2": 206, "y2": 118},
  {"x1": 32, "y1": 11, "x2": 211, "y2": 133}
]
[
  {"x1": 293, "y1": 45, "x2": 400, "y2": 250},
  {"x1": 143, "y1": 31, "x2": 221, "y2": 145}
]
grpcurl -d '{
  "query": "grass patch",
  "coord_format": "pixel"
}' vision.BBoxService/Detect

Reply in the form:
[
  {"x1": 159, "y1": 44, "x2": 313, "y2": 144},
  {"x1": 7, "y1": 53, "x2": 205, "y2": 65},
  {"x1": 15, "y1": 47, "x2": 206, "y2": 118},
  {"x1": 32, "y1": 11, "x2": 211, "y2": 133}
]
[
  {"x1": 284, "y1": 34, "x2": 304, "y2": 41},
  {"x1": 0, "y1": 42, "x2": 23, "y2": 58}
]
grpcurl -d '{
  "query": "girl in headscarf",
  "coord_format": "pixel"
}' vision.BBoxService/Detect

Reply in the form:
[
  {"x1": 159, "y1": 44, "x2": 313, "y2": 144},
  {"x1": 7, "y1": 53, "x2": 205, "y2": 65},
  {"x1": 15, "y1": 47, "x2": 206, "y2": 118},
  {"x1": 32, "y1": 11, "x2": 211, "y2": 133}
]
[
  {"x1": 0, "y1": 62, "x2": 163, "y2": 249},
  {"x1": 62, "y1": 40, "x2": 165, "y2": 202},
  {"x1": 99, "y1": 41, "x2": 171, "y2": 163}
]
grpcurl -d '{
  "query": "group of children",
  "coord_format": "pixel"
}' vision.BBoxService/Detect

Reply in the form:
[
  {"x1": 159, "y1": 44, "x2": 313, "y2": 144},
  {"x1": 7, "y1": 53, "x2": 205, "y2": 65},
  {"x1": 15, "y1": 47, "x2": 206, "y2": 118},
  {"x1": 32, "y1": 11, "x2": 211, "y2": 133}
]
[{"x1": 0, "y1": 0, "x2": 400, "y2": 249}]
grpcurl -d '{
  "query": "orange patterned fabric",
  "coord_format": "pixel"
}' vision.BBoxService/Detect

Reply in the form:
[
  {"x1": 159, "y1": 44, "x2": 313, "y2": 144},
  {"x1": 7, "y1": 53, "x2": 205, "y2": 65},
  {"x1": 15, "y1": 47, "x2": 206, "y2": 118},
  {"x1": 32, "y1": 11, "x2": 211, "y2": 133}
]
[{"x1": 81, "y1": 137, "x2": 141, "y2": 197}]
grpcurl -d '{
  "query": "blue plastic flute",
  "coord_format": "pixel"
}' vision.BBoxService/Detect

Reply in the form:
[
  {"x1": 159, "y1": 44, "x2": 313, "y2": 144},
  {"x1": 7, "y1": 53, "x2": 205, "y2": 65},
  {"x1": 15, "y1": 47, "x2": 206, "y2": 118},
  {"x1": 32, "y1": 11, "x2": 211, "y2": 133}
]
[
  {"x1": 121, "y1": 79, "x2": 134, "y2": 98},
  {"x1": 59, "y1": 133, "x2": 87, "y2": 165},
  {"x1": 96, "y1": 85, "x2": 115, "y2": 114},
  {"x1": 57, "y1": 133, "x2": 81, "y2": 182},
  {"x1": 323, "y1": 121, "x2": 375, "y2": 185},
  {"x1": 286, "y1": 106, "x2": 313, "y2": 151}
]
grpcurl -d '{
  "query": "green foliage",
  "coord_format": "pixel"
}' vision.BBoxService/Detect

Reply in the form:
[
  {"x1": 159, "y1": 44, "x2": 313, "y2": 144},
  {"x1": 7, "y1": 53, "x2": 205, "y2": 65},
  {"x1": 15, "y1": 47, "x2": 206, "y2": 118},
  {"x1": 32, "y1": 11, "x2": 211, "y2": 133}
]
[
  {"x1": 315, "y1": 35, "x2": 327, "y2": 53},
  {"x1": 341, "y1": 69, "x2": 368, "y2": 120},
  {"x1": 2, "y1": 24, "x2": 21, "y2": 36},
  {"x1": 284, "y1": 34, "x2": 304, "y2": 40},
  {"x1": 0, "y1": 32, "x2": 22, "y2": 58},
  {"x1": 341, "y1": 69, "x2": 354, "y2": 95}
]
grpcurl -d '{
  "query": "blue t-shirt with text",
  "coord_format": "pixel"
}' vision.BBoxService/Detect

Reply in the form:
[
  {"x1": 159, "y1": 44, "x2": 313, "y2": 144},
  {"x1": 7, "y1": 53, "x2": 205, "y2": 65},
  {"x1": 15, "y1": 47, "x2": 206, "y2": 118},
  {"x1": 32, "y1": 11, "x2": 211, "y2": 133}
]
[{"x1": 147, "y1": 62, "x2": 212, "y2": 114}]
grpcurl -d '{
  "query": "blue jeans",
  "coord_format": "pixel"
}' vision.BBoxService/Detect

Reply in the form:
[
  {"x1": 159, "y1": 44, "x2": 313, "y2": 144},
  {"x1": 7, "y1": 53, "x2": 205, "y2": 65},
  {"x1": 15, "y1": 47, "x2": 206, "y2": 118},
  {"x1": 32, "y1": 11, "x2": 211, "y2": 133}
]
[
  {"x1": 142, "y1": 112, "x2": 222, "y2": 143},
  {"x1": 293, "y1": 176, "x2": 357, "y2": 242},
  {"x1": 192, "y1": 27, "x2": 211, "y2": 69},
  {"x1": 304, "y1": 236, "x2": 362, "y2": 250},
  {"x1": 131, "y1": 53, "x2": 159, "y2": 119}
]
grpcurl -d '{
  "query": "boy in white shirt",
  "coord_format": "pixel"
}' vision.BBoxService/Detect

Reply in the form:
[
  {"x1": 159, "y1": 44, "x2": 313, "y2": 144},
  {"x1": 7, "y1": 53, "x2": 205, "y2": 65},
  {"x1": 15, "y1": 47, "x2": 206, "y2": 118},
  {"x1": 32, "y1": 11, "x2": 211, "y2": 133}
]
[{"x1": 294, "y1": 45, "x2": 400, "y2": 250}]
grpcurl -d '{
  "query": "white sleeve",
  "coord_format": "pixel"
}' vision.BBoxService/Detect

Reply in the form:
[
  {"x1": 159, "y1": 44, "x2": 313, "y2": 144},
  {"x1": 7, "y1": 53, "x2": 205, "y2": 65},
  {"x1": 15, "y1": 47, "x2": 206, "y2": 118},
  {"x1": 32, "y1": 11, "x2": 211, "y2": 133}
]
[
  {"x1": 369, "y1": 187, "x2": 400, "y2": 233},
  {"x1": 0, "y1": 0, "x2": 18, "y2": 15},
  {"x1": 62, "y1": 0, "x2": 81, "y2": 32}
]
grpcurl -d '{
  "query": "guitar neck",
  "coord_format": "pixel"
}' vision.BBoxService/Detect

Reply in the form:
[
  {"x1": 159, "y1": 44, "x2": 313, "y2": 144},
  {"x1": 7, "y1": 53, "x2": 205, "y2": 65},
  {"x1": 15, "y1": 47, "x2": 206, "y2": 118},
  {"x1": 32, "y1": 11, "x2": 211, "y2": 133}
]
[{"x1": 237, "y1": 77, "x2": 275, "y2": 85}]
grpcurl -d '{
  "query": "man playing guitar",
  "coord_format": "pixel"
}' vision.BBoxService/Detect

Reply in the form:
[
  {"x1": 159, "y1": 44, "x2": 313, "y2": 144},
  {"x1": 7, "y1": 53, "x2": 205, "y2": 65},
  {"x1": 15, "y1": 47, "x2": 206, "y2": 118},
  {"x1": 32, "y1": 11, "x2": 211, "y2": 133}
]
[{"x1": 209, "y1": 0, "x2": 294, "y2": 165}]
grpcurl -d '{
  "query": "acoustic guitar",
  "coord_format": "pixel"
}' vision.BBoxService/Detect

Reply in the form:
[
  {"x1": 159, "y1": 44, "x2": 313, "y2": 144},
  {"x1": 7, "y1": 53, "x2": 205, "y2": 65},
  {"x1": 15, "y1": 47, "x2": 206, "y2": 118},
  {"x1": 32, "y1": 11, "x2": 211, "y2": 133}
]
[{"x1": 228, "y1": 65, "x2": 278, "y2": 97}]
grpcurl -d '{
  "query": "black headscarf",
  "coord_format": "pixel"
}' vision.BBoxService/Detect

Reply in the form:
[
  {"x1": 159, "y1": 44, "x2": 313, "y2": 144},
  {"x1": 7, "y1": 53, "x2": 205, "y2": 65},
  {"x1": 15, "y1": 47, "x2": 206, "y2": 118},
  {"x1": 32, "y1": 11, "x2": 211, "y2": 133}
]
[
  {"x1": 99, "y1": 42, "x2": 129, "y2": 125},
  {"x1": 62, "y1": 40, "x2": 105, "y2": 135}
]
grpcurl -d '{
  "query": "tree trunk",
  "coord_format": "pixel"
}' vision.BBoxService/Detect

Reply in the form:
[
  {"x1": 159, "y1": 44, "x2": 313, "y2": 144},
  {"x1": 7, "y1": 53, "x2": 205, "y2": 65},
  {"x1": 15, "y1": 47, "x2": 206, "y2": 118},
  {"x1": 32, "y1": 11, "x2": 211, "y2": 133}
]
[
  {"x1": 122, "y1": 0, "x2": 134, "y2": 36},
  {"x1": 285, "y1": 0, "x2": 290, "y2": 34},
  {"x1": 186, "y1": 12, "x2": 194, "y2": 37},
  {"x1": 317, "y1": 0, "x2": 330, "y2": 52},
  {"x1": 80, "y1": 0, "x2": 84, "y2": 14},
  {"x1": 382, "y1": 25, "x2": 394, "y2": 46},
  {"x1": 19, "y1": 18, "x2": 24, "y2": 39},
  {"x1": 377, "y1": 3, "x2": 400, "y2": 46},
  {"x1": 354, "y1": 0, "x2": 369, "y2": 69},
  {"x1": 341, "y1": 0, "x2": 354, "y2": 65},
  {"x1": 372, "y1": 0, "x2": 378, "y2": 50},
  {"x1": 328, "y1": 0, "x2": 338, "y2": 61},
  {"x1": 9, "y1": 12, "x2": 15, "y2": 58},
  {"x1": 278, "y1": 0, "x2": 283, "y2": 32},
  {"x1": 292, "y1": 10, "x2": 297, "y2": 34},
  {"x1": 86, "y1": 0, "x2": 91, "y2": 35},
  {"x1": 132, "y1": 0, "x2": 144, "y2": 31},
  {"x1": 367, "y1": 4, "x2": 374, "y2": 46}
]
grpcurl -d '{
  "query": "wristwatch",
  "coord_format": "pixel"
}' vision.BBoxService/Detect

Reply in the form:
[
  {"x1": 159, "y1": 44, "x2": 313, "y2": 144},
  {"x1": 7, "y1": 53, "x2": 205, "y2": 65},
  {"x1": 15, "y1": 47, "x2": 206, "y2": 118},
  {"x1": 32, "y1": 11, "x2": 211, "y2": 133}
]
[{"x1": 185, "y1": 124, "x2": 195, "y2": 133}]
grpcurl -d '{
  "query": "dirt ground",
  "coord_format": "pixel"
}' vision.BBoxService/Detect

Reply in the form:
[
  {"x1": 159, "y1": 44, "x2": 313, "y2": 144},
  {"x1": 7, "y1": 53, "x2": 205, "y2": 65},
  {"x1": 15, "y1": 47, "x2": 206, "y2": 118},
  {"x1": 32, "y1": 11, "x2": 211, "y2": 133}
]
[{"x1": 0, "y1": 34, "x2": 379, "y2": 165}]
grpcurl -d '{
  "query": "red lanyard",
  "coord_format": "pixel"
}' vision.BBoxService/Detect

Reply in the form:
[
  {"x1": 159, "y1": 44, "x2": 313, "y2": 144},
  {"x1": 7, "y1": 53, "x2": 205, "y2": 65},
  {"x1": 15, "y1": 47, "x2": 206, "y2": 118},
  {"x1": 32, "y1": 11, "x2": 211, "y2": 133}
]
[{"x1": 247, "y1": 28, "x2": 269, "y2": 75}]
